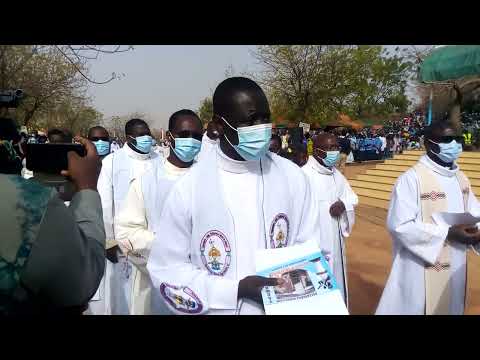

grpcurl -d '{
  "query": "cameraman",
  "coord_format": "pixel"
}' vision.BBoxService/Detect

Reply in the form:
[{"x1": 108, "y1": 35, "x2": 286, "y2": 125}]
[
  {"x1": 0, "y1": 117, "x2": 23, "y2": 174},
  {"x1": 0, "y1": 123, "x2": 106, "y2": 316}
]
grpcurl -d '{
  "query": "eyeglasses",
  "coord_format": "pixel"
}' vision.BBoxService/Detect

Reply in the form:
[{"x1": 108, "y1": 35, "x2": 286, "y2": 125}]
[
  {"x1": 89, "y1": 136, "x2": 110, "y2": 142},
  {"x1": 171, "y1": 130, "x2": 203, "y2": 141}
]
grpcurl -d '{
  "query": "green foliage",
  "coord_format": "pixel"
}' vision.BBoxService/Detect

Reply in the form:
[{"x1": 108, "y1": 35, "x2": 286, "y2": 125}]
[
  {"x1": 198, "y1": 97, "x2": 213, "y2": 124},
  {"x1": 35, "y1": 98, "x2": 103, "y2": 136},
  {"x1": 253, "y1": 45, "x2": 413, "y2": 125}
]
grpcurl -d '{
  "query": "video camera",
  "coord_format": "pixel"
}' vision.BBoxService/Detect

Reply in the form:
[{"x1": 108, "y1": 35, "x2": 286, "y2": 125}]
[{"x1": 0, "y1": 89, "x2": 24, "y2": 108}]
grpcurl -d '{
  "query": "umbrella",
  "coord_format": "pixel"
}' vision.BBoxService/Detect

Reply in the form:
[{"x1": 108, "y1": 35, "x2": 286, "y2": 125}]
[{"x1": 419, "y1": 45, "x2": 480, "y2": 125}]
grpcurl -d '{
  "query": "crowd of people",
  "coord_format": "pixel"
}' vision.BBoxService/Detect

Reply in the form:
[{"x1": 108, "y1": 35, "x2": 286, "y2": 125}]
[
  {"x1": 1, "y1": 76, "x2": 479, "y2": 316},
  {"x1": 274, "y1": 112, "x2": 479, "y2": 171}
]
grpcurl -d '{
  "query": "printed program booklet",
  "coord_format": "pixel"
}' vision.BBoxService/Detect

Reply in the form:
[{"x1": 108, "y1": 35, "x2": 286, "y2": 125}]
[{"x1": 256, "y1": 241, "x2": 349, "y2": 315}]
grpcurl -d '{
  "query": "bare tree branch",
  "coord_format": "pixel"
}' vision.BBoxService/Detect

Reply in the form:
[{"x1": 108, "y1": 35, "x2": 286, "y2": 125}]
[{"x1": 54, "y1": 45, "x2": 116, "y2": 85}]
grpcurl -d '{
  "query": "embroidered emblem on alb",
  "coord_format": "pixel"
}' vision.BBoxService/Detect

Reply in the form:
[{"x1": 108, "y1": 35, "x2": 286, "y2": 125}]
[
  {"x1": 200, "y1": 230, "x2": 231, "y2": 276},
  {"x1": 159, "y1": 283, "x2": 203, "y2": 314},
  {"x1": 420, "y1": 191, "x2": 446, "y2": 201},
  {"x1": 462, "y1": 188, "x2": 469, "y2": 195},
  {"x1": 269, "y1": 213, "x2": 290, "y2": 248}
]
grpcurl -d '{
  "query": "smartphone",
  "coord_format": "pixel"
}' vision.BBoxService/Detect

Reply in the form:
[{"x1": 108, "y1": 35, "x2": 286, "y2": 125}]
[{"x1": 26, "y1": 143, "x2": 86, "y2": 174}]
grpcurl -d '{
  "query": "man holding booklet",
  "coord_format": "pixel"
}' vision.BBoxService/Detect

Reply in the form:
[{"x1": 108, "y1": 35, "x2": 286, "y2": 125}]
[
  {"x1": 377, "y1": 120, "x2": 480, "y2": 315},
  {"x1": 147, "y1": 77, "x2": 323, "y2": 315}
]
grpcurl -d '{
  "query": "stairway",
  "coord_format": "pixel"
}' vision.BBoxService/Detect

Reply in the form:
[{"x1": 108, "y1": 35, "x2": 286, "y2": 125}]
[{"x1": 348, "y1": 150, "x2": 480, "y2": 210}]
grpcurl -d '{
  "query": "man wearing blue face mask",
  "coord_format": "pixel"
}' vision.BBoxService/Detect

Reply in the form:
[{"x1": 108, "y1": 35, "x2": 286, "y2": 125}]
[
  {"x1": 115, "y1": 110, "x2": 203, "y2": 315},
  {"x1": 92, "y1": 118, "x2": 161, "y2": 315},
  {"x1": 377, "y1": 119, "x2": 480, "y2": 315},
  {"x1": 302, "y1": 133, "x2": 358, "y2": 307},
  {"x1": 88, "y1": 126, "x2": 111, "y2": 160},
  {"x1": 147, "y1": 77, "x2": 321, "y2": 315}
]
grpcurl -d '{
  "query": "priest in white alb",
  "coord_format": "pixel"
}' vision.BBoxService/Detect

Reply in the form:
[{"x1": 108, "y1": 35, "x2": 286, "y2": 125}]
[
  {"x1": 90, "y1": 118, "x2": 161, "y2": 315},
  {"x1": 302, "y1": 132, "x2": 358, "y2": 306},
  {"x1": 147, "y1": 77, "x2": 320, "y2": 315},
  {"x1": 115, "y1": 110, "x2": 203, "y2": 315},
  {"x1": 376, "y1": 120, "x2": 480, "y2": 315}
]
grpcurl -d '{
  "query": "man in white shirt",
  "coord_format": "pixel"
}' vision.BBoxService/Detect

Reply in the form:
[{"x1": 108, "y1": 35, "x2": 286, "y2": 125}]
[
  {"x1": 147, "y1": 77, "x2": 319, "y2": 315},
  {"x1": 302, "y1": 133, "x2": 358, "y2": 307},
  {"x1": 376, "y1": 120, "x2": 480, "y2": 315},
  {"x1": 115, "y1": 109, "x2": 203, "y2": 314},
  {"x1": 89, "y1": 118, "x2": 161, "y2": 315},
  {"x1": 379, "y1": 132, "x2": 387, "y2": 159}
]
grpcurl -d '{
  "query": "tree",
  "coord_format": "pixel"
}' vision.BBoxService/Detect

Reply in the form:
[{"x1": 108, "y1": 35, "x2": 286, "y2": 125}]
[
  {"x1": 0, "y1": 45, "x2": 87, "y2": 128},
  {"x1": 102, "y1": 111, "x2": 146, "y2": 142},
  {"x1": 252, "y1": 45, "x2": 332, "y2": 122},
  {"x1": 37, "y1": 98, "x2": 103, "y2": 136},
  {"x1": 0, "y1": 45, "x2": 133, "y2": 129},
  {"x1": 251, "y1": 45, "x2": 413, "y2": 125},
  {"x1": 53, "y1": 45, "x2": 133, "y2": 84},
  {"x1": 198, "y1": 97, "x2": 213, "y2": 124}
]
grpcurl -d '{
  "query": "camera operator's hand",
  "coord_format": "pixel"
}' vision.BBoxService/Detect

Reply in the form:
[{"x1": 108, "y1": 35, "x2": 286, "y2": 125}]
[
  {"x1": 238, "y1": 275, "x2": 285, "y2": 305},
  {"x1": 447, "y1": 224, "x2": 480, "y2": 246},
  {"x1": 61, "y1": 136, "x2": 101, "y2": 192}
]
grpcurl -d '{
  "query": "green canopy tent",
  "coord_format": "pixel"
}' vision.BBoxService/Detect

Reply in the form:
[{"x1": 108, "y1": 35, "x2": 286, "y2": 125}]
[
  {"x1": 420, "y1": 45, "x2": 480, "y2": 83},
  {"x1": 419, "y1": 45, "x2": 480, "y2": 125}
]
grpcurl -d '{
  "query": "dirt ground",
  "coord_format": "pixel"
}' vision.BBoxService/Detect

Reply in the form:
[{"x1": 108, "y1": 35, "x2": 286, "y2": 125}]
[{"x1": 343, "y1": 163, "x2": 480, "y2": 315}]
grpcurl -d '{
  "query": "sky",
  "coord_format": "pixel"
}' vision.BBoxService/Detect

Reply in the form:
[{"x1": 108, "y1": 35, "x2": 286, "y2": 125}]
[
  {"x1": 88, "y1": 45, "x2": 427, "y2": 130},
  {"x1": 88, "y1": 45, "x2": 260, "y2": 129}
]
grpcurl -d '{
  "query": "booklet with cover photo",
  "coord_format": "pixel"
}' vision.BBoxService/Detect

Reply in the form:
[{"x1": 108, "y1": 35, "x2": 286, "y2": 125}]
[{"x1": 256, "y1": 241, "x2": 349, "y2": 315}]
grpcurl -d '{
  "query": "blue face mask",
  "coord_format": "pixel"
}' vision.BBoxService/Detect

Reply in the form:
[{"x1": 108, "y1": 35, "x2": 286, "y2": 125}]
[
  {"x1": 169, "y1": 134, "x2": 202, "y2": 163},
  {"x1": 429, "y1": 139, "x2": 463, "y2": 163},
  {"x1": 130, "y1": 135, "x2": 153, "y2": 153},
  {"x1": 93, "y1": 140, "x2": 110, "y2": 156},
  {"x1": 318, "y1": 149, "x2": 340, "y2": 168},
  {"x1": 221, "y1": 116, "x2": 272, "y2": 161}
]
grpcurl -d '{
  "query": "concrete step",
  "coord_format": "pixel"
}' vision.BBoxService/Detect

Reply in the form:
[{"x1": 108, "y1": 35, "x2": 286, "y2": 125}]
[
  {"x1": 376, "y1": 164, "x2": 409, "y2": 172},
  {"x1": 458, "y1": 152, "x2": 480, "y2": 159},
  {"x1": 354, "y1": 174, "x2": 397, "y2": 185},
  {"x1": 384, "y1": 159, "x2": 417, "y2": 166},
  {"x1": 365, "y1": 169, "x2": 403, "y2": 178},
  {"x1": 474, "y1": 186, "x2": 480, "y2": 197},
  {"x1": 458, "y1": 158, "x2": 480, "y2": 165},
  {"x1": 357, "y1": 195, "x2": 389, "y2": 210},
  {"x1": 463, "y1": 171, "x2": 480, "y2": 179},
  {"x1": 458, "y1": 164, "x2": 480, "y2": 171},
  {"x1": 402, "y1": 150, "x2": 425, "y2": 156},
  {"x1": 470, "y1": 178, "x2": 480, "y2": 186},
  {"x1": 393, "y1": 154, "x2": 423, "y2": 161},
  {"x1": 350, "y1": 180, "x2": 393, "y2": 192},
  {"x1": 351, "y1": 187, "x2": 391, "y2": 201}
]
